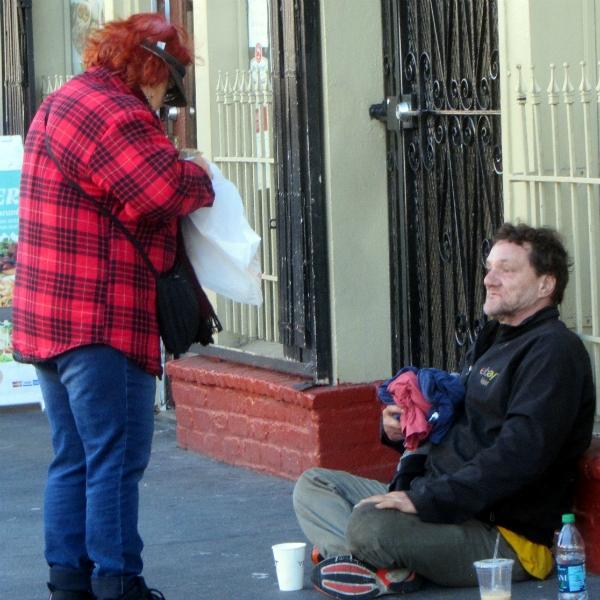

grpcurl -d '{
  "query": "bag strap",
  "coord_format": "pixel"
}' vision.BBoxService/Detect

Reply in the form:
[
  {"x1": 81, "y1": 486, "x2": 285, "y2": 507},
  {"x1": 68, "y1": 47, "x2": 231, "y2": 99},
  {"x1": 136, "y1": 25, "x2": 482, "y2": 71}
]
[{"x1": 43, "y1": 107, "x2": 160, "y2": 280}]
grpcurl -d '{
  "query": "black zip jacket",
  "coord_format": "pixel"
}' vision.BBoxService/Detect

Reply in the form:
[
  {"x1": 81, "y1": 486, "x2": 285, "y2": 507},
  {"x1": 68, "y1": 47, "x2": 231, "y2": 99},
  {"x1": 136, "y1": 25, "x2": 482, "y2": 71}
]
[{"x1": 403, "y1": 306, "x2": 595, "y2": 546}]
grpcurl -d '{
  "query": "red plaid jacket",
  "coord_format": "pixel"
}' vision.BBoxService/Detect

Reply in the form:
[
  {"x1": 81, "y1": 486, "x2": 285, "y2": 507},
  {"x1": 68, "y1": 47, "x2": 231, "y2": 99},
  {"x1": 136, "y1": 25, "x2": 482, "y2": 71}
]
[{"x1": 13, "y1": 67, "x2": 214, "y2": 376}]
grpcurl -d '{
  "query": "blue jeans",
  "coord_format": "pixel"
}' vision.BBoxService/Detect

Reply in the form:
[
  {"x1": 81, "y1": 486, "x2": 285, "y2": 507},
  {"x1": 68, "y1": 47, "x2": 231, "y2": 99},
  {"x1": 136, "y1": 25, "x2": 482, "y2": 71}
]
[{"x1": 36, "y1": 345, "x2": 156, "y2": 599}]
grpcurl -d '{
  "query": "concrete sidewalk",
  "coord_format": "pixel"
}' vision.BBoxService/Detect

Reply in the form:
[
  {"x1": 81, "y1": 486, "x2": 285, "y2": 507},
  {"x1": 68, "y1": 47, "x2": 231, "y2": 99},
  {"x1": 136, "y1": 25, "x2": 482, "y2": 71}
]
[{"x1": 2, "y1": 408, "x2": 599, "y2": 600}]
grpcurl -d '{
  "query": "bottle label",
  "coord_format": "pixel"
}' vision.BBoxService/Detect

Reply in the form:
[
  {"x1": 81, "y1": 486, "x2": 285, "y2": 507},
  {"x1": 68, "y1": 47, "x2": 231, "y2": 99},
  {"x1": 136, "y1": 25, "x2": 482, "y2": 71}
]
[{"x1": 558, "y1": 563, "x2": 587, "y2": 593}]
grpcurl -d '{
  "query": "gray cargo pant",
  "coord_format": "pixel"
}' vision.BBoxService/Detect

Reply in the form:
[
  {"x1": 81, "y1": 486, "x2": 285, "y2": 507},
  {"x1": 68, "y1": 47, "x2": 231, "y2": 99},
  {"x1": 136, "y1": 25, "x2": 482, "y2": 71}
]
[{"x1": 293, "y1": 467, "x2": 531, "y2": 587}]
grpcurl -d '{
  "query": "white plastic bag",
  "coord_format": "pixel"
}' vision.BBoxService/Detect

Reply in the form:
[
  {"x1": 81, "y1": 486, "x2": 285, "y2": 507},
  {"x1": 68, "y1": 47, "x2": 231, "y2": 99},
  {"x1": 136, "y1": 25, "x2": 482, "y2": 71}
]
[{"x1": 182, "y1": 162, "x2": 263, "y2": 306}]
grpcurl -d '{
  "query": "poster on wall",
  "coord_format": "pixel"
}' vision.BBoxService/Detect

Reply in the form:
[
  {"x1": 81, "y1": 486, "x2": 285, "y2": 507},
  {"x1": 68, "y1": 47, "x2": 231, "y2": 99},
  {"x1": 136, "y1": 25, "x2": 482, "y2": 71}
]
[
  {"x1": 0, "y1": 136, "x2": 22, "y2": 309},
  {"x1": 247, "y1": 0, "x2": 271, "y2": 190},
  {"x1": 70, "y1": 0, "x2": 105, "y2": 75},
  {"x1": 0, "y1": 334, "x2": 43, "y2": 409},
  {"x1": 248, "y1": 0, "x2": 270, "y2": 86},
  {"x1": 0, "y1": 136, "x2": 44, "y2": 409}
]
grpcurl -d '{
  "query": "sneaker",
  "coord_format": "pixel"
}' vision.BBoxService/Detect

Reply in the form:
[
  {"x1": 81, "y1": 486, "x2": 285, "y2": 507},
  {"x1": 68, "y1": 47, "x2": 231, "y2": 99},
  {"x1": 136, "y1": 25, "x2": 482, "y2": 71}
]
[
  {"x1": 312, "y1": 546, "x2": 325, "y2": 565},
  {"x1": 311, "y1": 555, "x2": 423, "y2": 599},
  {"x1": 113, "y1": 577, "x2": 165, "y2": 600},
  {"x1": 47, "y1": 584, "x2": 95, "y2": 600}
]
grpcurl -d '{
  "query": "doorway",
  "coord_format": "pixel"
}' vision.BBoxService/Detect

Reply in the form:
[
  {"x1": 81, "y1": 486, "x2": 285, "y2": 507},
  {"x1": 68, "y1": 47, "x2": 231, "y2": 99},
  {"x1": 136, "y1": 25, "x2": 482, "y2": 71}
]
[{"x1": 380, "y1": 0, "x2": 504, "y2": 372}]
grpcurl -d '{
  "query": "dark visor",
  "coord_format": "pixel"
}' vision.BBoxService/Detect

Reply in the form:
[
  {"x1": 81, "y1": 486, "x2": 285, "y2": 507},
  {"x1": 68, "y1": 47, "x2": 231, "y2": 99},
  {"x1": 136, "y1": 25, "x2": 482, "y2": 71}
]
[{"x1": 140, "y1": 39, "x2": 188, "y2": 107}]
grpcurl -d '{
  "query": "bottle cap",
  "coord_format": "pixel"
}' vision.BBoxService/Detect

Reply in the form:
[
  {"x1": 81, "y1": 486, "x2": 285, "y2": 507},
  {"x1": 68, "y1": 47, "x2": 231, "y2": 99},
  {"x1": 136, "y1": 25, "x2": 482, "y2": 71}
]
[{"x1": 562, "y1": 513, "x2": 575, "y2": 523}]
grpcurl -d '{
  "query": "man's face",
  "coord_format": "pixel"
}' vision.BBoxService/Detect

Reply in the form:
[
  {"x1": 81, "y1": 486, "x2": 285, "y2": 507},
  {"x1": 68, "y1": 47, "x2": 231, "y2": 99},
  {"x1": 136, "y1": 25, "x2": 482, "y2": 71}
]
[{"x1": 483, "y1": 240, "x2": 555, "y2": 326}]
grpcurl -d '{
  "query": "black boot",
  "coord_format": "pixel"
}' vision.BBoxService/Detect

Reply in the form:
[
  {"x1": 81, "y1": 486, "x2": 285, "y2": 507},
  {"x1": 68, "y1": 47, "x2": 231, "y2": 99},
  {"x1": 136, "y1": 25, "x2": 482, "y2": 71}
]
[
  {"x1": 112, "y1": 577, "x2": 165, "y2": 600},
  {"x1": 47, "y1": 583, "x2": 96, "y2": 600}
]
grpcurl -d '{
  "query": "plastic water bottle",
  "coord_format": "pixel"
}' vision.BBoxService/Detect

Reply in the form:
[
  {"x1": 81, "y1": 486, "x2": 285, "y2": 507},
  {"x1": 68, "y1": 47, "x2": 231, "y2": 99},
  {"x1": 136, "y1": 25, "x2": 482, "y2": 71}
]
[{"x1": 556, "y1": 513, "x2": 588, "y2": 600}]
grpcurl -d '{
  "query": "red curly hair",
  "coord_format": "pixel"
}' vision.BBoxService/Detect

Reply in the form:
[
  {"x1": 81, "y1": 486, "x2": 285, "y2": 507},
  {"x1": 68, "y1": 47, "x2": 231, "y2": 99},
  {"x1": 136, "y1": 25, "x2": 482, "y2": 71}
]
[{"x1": 83, "y1": 12, "x2": 192, "y2": 91}]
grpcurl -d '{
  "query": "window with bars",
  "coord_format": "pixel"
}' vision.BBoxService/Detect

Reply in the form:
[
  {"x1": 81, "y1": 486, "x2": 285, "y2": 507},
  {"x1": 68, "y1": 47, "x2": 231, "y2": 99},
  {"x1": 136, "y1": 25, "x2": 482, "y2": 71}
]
[
  {"x1": 212, "y1": 69, "x2": 280, "y2": 353},
  {"x1": 197, "y1": 0, "x2": 331, "y2": 382},
  {"x1": 508, "y1": 62, "x2": 600, "y2": 415}
]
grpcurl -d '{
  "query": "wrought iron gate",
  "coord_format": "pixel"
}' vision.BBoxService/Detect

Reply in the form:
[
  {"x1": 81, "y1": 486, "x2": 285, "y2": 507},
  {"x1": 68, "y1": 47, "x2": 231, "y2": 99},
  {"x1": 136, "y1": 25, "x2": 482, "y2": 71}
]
[
  {"x1": 1, "y1": 0, "x2": 35, "y2": 137},
  {"x1": 376, "y1": 0, "x2": 504, "y2": 372}
]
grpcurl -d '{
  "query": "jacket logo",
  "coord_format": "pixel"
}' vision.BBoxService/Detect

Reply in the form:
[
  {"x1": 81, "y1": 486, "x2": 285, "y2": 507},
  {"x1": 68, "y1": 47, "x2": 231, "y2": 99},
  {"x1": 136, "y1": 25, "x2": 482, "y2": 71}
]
[{"x1": 479, "y1": 367, "x2": 499, "y2": 386}]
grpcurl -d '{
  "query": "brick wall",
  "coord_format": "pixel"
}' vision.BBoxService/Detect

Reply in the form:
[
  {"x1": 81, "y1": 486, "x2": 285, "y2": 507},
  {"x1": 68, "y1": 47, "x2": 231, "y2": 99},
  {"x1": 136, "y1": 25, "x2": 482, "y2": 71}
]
[
  {"x1": 575, "y1": 435, "x2": 600, "y2": 575},
  {"x1": 166, "y1": 356, "x2": 399, "y2": 482}
]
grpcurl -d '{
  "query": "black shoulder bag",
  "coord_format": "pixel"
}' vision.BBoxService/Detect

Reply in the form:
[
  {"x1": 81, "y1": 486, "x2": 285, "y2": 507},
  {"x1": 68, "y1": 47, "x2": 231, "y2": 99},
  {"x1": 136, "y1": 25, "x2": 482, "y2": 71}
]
[{"x1": 43, "y1": 114, "x2": 221, "y2": 357}]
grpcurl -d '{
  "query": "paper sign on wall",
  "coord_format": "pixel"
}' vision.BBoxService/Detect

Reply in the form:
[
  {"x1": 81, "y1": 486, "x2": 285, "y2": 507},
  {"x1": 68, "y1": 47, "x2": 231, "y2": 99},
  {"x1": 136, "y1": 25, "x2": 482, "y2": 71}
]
[
  {"x1": 0, "y1": 136, "x2": 22, "y2": 307},
  {"x1": 0, "y1": 135, "x2": 44, "y2": 409}
]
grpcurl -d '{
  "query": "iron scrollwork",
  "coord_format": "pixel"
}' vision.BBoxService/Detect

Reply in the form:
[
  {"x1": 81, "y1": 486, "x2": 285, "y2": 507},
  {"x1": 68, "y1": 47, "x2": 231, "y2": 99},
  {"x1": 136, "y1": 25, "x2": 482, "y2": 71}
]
[
  {"x1": 479, "y1": 115, "x2": 493, "y2": 146},
  {"x1": 440, "y1": 229, "x2": 452, "y2": 263},
  {"x1": 395, "y1": 0, "x2": 503, "y2": 371},
  {"x1": 493, "y1": 145, "x2": 503, "y2": 175},
  {"x1": 481, "y1": 237, "x2": 493, "y2": 267},
  {"x1": 455, "y1": 314, "x2": 469, "y2": 347},
  {"x1": 433, "y1": 80, "x2": 445, "y2": 110},
  {"x1": 408, "y1": 141, "x2": 420, "y2": 172},
  {"x1": 462, "y1": 116, "x2": 476, "y2": 146},
  {"x1": 421, "y1": 53, "x2": 432, "y2": 83},
  {"x1": 473, "y1": 317, "x2": 486, "y2": 338},
  {"x1": 405, "y1": 52, "x2": 417, "y2": 83},
  {"x1": 450, "y1": 117, "x2": 462, "y2": 147}
]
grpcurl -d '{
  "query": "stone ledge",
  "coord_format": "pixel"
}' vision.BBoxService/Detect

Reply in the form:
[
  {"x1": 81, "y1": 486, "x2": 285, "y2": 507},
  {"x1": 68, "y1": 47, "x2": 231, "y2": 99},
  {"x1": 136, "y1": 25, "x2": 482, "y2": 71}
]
[{"x1": 166, "y1": 355, "x2": 399, "y2": 482}]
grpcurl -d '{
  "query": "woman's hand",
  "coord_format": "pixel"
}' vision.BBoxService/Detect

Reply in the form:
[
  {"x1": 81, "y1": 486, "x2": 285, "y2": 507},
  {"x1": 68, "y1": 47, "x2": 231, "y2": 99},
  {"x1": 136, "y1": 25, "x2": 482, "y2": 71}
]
[
  {"x1": 356, "y1": 491, "x2": 417, "y2": 514},
  {"x1": 382, "y1": 405, "x2": 404, "y2": 442},
  {"x1": 191, "y1": 151, "x2": 214, "y2": 180}
]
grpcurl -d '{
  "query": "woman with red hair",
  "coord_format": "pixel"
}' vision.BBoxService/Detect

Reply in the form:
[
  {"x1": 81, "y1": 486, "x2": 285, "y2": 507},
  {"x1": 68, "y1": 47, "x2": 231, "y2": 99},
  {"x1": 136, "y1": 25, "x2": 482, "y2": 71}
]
[{"x1": 13, "y1": 13, "x2": 214, "y2": 600}]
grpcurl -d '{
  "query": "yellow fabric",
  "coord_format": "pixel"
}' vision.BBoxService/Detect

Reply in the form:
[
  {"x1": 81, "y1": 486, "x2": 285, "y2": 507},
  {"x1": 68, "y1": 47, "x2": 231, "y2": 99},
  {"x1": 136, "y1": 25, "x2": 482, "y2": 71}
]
[{"x1": 497, "y1": 526, "x2": 554, "y2": 580}]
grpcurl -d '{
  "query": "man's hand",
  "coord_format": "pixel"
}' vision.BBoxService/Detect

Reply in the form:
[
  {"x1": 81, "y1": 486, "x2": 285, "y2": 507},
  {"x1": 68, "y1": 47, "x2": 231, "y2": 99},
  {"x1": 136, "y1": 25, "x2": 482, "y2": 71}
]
[
  {"x1": 356, "y1": 491, "x2": 417, "y2": 514},
  {"x1": 382, "y1": 405, "x2": 404, "y2": 442}
]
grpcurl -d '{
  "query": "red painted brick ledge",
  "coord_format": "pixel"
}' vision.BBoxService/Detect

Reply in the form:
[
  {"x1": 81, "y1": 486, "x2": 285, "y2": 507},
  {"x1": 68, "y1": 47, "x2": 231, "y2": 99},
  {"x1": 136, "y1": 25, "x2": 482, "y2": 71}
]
[
  {"x1": 575, "y1": 434, "x2": 600, "y2": 574},
  {"x1": 166, "y1": 355, "x2": 399, "y2": 482}
]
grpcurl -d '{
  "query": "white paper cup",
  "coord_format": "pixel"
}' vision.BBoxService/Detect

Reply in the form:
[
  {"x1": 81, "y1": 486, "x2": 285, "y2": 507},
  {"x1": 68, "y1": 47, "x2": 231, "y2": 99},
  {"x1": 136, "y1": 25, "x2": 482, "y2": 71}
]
[{"x1": 272, "y1": 542, "x2": 306, "y2": 591}]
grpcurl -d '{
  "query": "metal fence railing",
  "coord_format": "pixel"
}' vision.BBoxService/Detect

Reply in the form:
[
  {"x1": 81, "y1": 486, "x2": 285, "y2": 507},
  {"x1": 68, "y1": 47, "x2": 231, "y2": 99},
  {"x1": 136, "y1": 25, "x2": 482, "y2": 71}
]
[
  {"x1": 40, "y1": 75, "x2": 74, "y2": 101},
  {"x1": 507, "y1": 62, "x2": 600, "y2": 413},
  {"x1": 213, "y1": 69, "x2": 279, "y2": 347},
  {"x1": 2, "y1": 0, "x2": 35, "y2": 136}
]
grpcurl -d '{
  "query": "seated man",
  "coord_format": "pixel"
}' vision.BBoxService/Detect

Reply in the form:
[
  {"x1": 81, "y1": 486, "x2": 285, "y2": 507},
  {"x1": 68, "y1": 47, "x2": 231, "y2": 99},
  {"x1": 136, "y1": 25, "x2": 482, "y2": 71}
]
[{"x1": 293, "y1": 223, "x2": 596, "y2": 598}]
